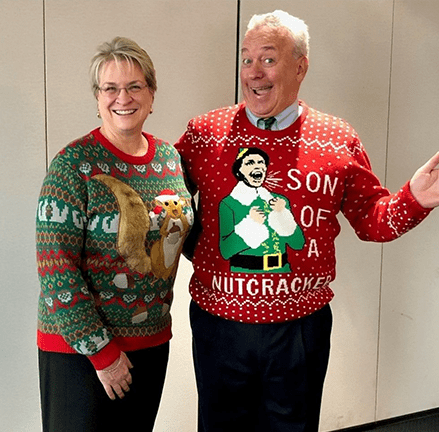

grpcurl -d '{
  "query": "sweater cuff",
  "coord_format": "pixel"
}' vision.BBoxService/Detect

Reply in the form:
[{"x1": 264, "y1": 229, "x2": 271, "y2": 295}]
[
  {"x1": 403, "y1": 181, "x2": 434, "y2": 215},
  {"x1": 88, "y1": 340, "x2": 121, "y2": 370}
]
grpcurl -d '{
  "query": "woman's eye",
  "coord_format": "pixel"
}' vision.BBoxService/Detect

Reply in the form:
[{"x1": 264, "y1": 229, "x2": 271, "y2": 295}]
[
  {"x1": 104, "y1": 86, "x2": 117, "y2": 93},
  {"x1": 128, "y1": 85, "x2": 142, "y2": 92},
  {"x1": 264, "y1": 58, "x2": 274, "y2": 64}
]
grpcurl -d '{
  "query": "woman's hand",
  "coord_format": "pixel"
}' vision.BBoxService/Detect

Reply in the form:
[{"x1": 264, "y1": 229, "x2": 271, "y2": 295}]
[{"x1": 96, "y1": 352, "x2": 134, "y2": 400}]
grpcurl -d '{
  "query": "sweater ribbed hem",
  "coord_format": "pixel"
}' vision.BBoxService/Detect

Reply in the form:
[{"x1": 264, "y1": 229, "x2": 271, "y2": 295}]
[{"x1": 37, "y1": 327, "x2": 172, "y2": 370}]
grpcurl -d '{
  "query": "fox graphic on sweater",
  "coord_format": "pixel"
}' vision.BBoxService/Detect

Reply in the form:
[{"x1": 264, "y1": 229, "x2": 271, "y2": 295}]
[{"x1": 151, "y1": 191, "x2": 191, "y2": 279}]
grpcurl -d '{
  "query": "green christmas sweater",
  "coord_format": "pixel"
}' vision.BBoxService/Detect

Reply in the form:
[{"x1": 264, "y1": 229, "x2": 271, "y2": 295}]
[{"x1": 36, "y1": 128, "x2": 193, "y2": 370}]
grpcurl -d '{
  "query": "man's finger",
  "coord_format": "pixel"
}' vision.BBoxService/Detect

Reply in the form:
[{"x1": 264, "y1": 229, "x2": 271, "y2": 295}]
[{"x1": 419, "y1": 151, "x2": 439, "y2": 173}]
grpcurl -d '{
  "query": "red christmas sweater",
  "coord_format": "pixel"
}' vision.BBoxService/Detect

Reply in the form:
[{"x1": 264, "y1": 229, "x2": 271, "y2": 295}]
[{"x1": 175, "y1": 101, "x2": 431, "y2": 324}]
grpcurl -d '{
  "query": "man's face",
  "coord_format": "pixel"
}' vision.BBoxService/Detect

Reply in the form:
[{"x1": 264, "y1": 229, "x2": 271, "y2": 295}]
[
  {"x1": 240, "y1": 26, "x2": 308, "y2": 118},
  {"x1": 239, "y1": 154, "x2": 267, "y2": 187}
]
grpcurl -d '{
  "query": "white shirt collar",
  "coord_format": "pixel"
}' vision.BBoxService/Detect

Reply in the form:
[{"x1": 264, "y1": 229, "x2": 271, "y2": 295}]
[{"x1": 245, "y1": 100, "x2": 302, "y2": 130}]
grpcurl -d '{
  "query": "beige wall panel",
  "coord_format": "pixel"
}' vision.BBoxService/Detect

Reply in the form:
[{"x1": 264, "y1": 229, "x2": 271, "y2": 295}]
[
  {"x1": 0, "y1": 1, "x2": 45, "y2": 431},
  {"x1": 239, "y1": 1, "x2": 393, "y2": 430},
  {"x1": 378, "y1": 0, "x2": 439, "y2": 421},
  {"x1": 45, "y1": 1, "x2": 237, "y2": 431},
  {"x1": 45, "y1": 0, "x2": 237, "y2": 157}
]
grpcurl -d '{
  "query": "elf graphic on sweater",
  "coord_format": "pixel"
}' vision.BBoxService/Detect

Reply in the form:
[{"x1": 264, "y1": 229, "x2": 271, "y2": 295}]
[{"x1": 219, "y1": 148, "x2": 305, "y2": 273}]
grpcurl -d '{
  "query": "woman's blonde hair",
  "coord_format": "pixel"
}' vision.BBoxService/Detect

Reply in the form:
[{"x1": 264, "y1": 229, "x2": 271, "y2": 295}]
[{"x1": 90, "y1": 36, "x2": 157, "y2": 97}]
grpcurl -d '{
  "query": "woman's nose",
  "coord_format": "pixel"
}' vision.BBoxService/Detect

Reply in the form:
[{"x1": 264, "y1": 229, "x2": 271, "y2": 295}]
[{"x1": 116, "y1": 88, "x2": 132, "y2": 104}]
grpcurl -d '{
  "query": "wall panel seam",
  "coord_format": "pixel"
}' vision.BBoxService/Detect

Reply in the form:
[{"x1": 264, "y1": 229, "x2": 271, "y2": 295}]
[
  {"x1": 234, "y1": 0, "x2": 241, "y2": 104},
  {"x1": 43, "y1": 0, "x2": 49, "y2": 172},
  {"x1": 375, "y1": 0, "x2": 397, "y2": 423}
]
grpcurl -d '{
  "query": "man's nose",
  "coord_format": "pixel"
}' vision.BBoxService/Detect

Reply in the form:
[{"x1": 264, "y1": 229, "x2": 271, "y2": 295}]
[{"x1": 247, "y1": 62, "x2": 264, "y2": 79}]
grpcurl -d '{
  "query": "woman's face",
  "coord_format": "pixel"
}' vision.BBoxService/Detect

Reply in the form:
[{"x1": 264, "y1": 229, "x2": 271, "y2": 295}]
[{"x1": 97, "y1": 60, "x2": 153, "y2": 139}]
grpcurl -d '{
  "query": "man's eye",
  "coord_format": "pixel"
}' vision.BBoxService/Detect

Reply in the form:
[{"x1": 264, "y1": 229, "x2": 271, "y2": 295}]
[
  {"x1": 242, "y1": 58, "x2": 252, "y2": 66},
  {"x1": 264, "y1": 58, "x2": 274, "y2": 64}
]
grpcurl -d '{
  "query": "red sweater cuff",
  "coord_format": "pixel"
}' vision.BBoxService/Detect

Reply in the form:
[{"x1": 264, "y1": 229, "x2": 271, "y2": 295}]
[
  {"x1": 88, "y1": 341, "x2": 121, "y2": 370},
  {"x1": 404, "y1": 181, "x2": 434, "y2": 214}
]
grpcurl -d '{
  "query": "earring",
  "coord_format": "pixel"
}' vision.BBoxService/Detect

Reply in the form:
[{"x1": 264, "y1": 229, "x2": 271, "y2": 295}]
[
  {"x1": 97, "y1": 111, "x2": 101, "y2": 118},
  {"x1": 150, "y1": 108, "x2": 153, "y2": 114}
]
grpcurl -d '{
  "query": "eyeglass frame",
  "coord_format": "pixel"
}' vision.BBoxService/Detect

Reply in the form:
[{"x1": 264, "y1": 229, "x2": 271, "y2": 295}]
[{"x1": 98, "y1": 82, "x2": 149, "y2": 97}]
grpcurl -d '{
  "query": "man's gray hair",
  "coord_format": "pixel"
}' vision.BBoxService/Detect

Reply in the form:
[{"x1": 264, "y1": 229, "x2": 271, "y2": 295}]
[{"x1": 247, "y1": 10, "x2": 309, "y2": 58}]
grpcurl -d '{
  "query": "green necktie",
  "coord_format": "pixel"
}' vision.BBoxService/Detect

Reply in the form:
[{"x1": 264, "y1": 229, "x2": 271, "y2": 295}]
[{"x1": 258, "y1": 117, "x2": 277, "y2": 130}]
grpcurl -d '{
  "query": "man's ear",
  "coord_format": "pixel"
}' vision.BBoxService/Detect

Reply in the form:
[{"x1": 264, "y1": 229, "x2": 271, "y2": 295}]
[{"x1": 297, "y1": 56, "x2": 309, "y2": 83}]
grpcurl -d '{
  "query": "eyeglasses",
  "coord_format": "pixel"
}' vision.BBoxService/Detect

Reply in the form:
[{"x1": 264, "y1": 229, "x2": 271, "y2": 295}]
[{"x1": 98, "y1": 83, "x2": 148, "y2": 97}]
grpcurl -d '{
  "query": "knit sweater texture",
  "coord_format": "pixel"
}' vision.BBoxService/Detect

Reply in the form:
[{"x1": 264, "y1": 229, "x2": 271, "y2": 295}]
[
  {"x1": 175, "y1": 101, "x2": 431, "y2": 324},
  {"x1": 36, "y1": 128, "x2": 193, "y2": 369}
]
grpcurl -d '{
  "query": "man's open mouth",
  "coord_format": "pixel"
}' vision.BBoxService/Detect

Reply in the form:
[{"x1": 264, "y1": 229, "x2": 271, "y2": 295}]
[{"x1": 251, "y1": 85, "x2": 272, "y2": 96}]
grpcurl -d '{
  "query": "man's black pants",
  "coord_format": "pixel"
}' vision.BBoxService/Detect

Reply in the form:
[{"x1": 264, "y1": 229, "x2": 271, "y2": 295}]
[{"x1": 190, "y1": 301, "x2": 332, "y2": 432}]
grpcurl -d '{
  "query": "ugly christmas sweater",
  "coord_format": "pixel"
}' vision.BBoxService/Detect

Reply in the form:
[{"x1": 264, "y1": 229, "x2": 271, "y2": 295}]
[
  {"x1": 175, "y1": 101, "x2": 431, "y2": 324},
  {"x1": 36, "y1": 128, "x2": 193, "y2": 370}
]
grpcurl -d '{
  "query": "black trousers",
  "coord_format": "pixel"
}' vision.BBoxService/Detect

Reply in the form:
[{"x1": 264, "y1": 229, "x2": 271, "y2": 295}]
[
  {"x1": 39, "y1": 342, "x2": 169, "y2": 432},
  {"x1": 190, "y1": 302, "x2": 332, "y2": 432}
]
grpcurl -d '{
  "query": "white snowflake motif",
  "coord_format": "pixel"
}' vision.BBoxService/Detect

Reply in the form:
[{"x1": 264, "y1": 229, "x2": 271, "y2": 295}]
[
  {"x1": 151, "y1": 163, "x2": 162, "y2": 174},
  {"x1": 58, "y1": 291, "x2": 73, "y2": 304},
  {"x1": 100, "y1": 292, "x2": 114, "y2": 301},
  {"x1": 166, "y1": 161, "x2": 176, "y2": 171},
  {"x1": 115, "y1": 162, "x2": 128, "y2": 173},
  {"x1": 80, "y1": 287, "x2": 90, "y2": 295},
  {"x1": 159, "y1": 290, "x2": 168, "y2": 299},
  {"x1": 75, "y1": 330, "x2": 110, "y2": 355},
  {"x1": 45, "y1": 297, "x2": 53, "y2": 308},
  {"x1": 144, "y1": 293, "x2": 155, "y2": 303},
  {"x1": 97, "y1": 162, "x2": 110, "y2": 173},
  {"x1": 79, "y1": 162, "x2": 92, "y2": 175},
  {"x1": 134, "y1": 165, "x2": 146, "y2": 174},
  {"x1": 123, "y1": 294, "x2": 137, "y2": 304}
]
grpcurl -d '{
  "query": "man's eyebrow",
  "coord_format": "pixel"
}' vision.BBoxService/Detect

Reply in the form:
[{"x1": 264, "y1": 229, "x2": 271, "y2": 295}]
[{"x1": 241, "y1": 45, "x2": 277, "y2": 54}]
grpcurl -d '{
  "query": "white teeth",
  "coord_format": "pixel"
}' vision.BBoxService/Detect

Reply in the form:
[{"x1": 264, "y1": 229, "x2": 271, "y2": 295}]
[
  {"x1": 252, "y1": 86, "x2": 272, "y2": 95},
  {"x1": 114, "y1": 109, "x2": 136, "y2": 115}
]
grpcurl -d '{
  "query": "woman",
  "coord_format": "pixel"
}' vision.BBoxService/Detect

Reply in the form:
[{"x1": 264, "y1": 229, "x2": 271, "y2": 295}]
[{"x1": 36, "y1": 37, "x2": 193, "y2": 432}]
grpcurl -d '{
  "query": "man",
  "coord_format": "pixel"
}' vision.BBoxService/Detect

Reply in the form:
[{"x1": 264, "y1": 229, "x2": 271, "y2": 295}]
[{"x1": 176, "y1": 10, "x2": 439, "y2": 432}]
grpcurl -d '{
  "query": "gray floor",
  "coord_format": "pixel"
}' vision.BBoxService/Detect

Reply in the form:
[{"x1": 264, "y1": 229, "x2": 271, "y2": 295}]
[
  {"x1": 335, "y1": 411, "x2": 439, "y2": 432},
  {"x1": 373, "y1": 414, "x2": 439, "y2": 431}
]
